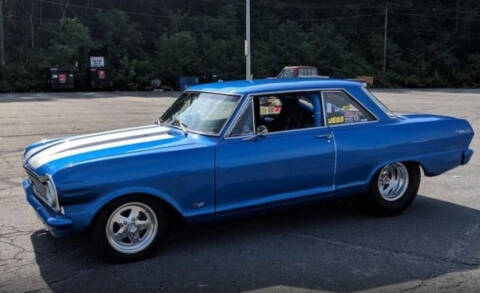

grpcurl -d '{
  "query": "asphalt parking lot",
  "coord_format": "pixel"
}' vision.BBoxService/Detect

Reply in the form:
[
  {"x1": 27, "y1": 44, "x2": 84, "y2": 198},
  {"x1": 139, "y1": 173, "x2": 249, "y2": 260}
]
[{"x1": 0, "y1": 89, "x2": 479, "y2": 293}]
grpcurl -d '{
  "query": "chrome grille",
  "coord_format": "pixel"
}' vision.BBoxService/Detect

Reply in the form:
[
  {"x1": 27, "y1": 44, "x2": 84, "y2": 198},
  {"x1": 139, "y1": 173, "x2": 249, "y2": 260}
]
[{"x1": 25, "y1": 168, "x2": 48, "y2": 199}]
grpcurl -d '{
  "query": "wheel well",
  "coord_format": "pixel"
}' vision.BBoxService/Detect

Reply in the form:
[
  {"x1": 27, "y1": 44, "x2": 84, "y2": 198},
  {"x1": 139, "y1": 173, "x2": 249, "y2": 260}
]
[
  {"x1": 90, "y1": 193, "x2": 185, "y2": 232},
  {"x1": 369, "y1": 160, "x2": 423, "y2": 184},
  {"x1": 402, "y1": 160, "x2": 424, "y2": 174}
]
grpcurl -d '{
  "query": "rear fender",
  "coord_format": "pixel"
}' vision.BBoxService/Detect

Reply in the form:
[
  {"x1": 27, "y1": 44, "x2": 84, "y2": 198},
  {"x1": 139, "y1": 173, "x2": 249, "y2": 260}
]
[{"x1": 366, "y1": 150, "x2": 462, "y2": 184}]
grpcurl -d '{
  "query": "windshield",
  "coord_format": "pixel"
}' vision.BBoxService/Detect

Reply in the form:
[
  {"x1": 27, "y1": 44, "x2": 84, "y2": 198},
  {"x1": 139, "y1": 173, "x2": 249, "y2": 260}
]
[
  {"x1": 160, "y1": 92, "x2": 240, "y2": 135},
  {"x1": 362, "y1": 88, "x2": 396, "y2": 117}
]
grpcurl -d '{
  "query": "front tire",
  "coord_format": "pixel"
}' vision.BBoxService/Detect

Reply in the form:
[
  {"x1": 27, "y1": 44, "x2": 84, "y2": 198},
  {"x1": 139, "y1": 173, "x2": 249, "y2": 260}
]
[
  {"x1": 367, "y1": 162, "x2": 420, "y2": 216},
  {"x1": 92, "y1": 195, "x2": 167, "y2": 262}
]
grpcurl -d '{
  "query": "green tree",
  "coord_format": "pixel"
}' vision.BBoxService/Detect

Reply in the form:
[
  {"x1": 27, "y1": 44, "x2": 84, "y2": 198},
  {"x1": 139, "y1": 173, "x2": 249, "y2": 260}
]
[
  {"x1": 94, "y1": 10, "x2": 145, "y2": 88},
  {"x1": 47, "y1": 18, "x2": 95, "y2": 87},
  {"x1": 154, "y1": 31, "x2": 200, "y2": 85},
  {"x1": 3, "y1": 0, "x2": 480, "y2": 91}
]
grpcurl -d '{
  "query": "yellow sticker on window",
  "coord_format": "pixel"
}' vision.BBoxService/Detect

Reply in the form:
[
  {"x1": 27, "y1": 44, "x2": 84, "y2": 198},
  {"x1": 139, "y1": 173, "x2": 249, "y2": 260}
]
[{"x1": 328, "y1": 116, "x2": 345, "y2": 124}]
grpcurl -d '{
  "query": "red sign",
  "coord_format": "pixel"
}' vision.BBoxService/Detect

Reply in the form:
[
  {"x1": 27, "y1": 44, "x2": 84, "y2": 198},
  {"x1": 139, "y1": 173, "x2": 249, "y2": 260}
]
[
  {"x1": 58, "y1": 73, "x2": 67, "y2": 84},
  {"x1": 98, "y1": 70, "x2": 106, "y2": 80}
]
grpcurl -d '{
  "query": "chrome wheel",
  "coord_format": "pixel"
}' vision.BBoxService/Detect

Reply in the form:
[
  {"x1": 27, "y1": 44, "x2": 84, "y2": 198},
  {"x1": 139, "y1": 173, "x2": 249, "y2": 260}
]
[
  {"x1": 378, "y1": 162, "x2": 409, "y2": 201},
  {"x1": 106, "y1": 202, "x2": 158, "y2": 254}
]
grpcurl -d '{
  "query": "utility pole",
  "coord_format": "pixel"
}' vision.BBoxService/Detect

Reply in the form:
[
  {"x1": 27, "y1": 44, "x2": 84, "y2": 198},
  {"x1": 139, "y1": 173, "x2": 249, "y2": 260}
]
[
  {"x1": 40, "y1": 0, "x2": 43, "y2": 22},
  {"x1": 245, "y1": 0, "x2": 251, "y2": 80},
  {"x1": 61, "y1": 0, "x2": 70, "y2": 21},
  {"x1": 0, "y1": 0, "x2": 5, "y2": 67},
  {"x1": 383, "y1": 3, "x2": 388, "y2": 73},
  {"x1": 30, "y1": 1, "x2": 35, "y2": 49},
  {"x1": 455, "y1": 0, "x2": 460, "y2": 32}
]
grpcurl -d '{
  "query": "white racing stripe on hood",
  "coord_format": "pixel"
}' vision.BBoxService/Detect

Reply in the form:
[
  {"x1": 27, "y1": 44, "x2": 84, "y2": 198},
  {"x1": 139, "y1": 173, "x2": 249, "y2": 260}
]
[
  {"x1": 27, "y1": 126, "x2": 171, "y2": 169},
  {"x1": 24, "y1": 125, "x2": 158, "y2": 162},
  {"x1": 24, "y1": 139, "x2": 64, "y2": 162}
]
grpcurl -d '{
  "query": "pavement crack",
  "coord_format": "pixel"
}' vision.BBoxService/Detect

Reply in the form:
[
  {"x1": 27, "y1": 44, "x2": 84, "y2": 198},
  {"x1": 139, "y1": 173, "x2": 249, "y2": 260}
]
[{"x1": 238, "y1": 223, "x2": 480, "y2": 269}]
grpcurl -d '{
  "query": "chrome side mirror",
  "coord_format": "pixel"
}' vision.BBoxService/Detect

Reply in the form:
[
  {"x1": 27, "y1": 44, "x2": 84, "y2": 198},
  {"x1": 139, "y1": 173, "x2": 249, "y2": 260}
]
[
  {"x1": 256, "y1": 125, "x2": 268, "y2": 137},
  {"x1": 243, "y1": 125, "x2": 268, "y2": 141}
]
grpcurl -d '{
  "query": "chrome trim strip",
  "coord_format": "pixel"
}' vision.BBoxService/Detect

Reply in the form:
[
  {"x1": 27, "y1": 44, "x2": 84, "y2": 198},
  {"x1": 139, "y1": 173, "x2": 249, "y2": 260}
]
[
  {"x1": 251, "y1": 97, "x2": 256, "y2": 134},
  {"x1": 332, "y1": 132, "x2": 337, "y2": 191},
  {"x1": 328, "y1": 120, "x2": 379, "y2": 128},
  {"x1": 320, "y1": 92, "x2": 328, "y2": 127},
  {"x1": 46, "y1": 173, "x2": 62, "y2": 214},
  {"x1": 184, "y1": 89, "x2": 239, "y2": 96},
  {"x1": 223, "y1": 94, "x2": 252, "y2": 139},
  {"x1": 265, "y1": 125, "x2": 328, "y2": 136}
]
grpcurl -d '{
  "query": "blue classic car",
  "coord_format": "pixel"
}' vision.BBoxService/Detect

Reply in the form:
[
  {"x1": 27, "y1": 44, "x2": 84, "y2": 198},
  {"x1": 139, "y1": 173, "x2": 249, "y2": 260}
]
[{"x1": 22, "y1": 79, "x2": 474, "y2": 261}]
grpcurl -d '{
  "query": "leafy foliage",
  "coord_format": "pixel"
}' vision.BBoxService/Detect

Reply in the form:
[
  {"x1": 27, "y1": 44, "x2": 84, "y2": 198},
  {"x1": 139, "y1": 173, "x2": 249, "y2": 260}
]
[
  {"x1": 155, "y1": 31, "x2": 200, "y2": 85},
  {"x1": 1, "y1": 0, "x2": 480, "y2": 91},
  {"x1": 47, "y1": 18, "x2": 96, "y2": 88}
]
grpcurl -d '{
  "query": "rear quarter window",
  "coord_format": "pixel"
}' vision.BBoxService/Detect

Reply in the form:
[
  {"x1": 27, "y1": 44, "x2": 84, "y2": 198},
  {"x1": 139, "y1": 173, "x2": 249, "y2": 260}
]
[{"x1": 322, "y1": 91, "x2": 376, "y2": 125}]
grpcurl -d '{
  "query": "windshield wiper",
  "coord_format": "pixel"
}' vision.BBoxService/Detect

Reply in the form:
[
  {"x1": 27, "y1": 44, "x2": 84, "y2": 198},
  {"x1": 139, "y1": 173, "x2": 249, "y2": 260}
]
[
  {"x1": 176, "y1": 118, "x2": 188, "y2": 137},
  {"x1": 159, "y1": 117, "x2": 189, "y2": 136}
]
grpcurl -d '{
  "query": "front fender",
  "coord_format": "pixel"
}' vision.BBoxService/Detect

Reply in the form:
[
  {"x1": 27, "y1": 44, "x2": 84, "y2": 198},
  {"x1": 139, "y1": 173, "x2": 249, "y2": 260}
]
[
  {"x1": 63, "y1": 184, "x2": 216, "y2": 233},
  {"x1": 90, "y1": 186, "x2": 185, "y2": 219}
]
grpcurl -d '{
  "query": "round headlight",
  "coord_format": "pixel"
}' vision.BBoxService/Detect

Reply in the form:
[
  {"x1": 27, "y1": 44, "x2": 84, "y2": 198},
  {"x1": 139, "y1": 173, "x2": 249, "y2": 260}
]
[{"x1": 45, "y1": 178, "x2": 58, "y2": 210}]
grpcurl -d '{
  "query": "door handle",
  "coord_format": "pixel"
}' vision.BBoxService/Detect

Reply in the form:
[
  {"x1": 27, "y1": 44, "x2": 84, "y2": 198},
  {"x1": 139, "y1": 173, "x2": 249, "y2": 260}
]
[{"x1": 315, "y1": 133, "x2": 333, "y2": 140}]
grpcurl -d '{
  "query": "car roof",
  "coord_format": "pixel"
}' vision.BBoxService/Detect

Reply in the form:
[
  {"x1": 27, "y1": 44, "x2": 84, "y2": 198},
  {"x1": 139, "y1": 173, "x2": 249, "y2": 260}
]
[
  {"x1": 187, "y1": 78, "x2": 362, "y2": 95},
  {"x1": 284, "y1": 66, "x2": 317, "y2": 69}
]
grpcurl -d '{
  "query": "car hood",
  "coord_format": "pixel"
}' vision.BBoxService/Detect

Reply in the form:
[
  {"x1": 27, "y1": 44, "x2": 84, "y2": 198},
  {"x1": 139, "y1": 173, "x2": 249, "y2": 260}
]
[{"x1": 24, "y1": 125, "x2": 199, "y2": 173}]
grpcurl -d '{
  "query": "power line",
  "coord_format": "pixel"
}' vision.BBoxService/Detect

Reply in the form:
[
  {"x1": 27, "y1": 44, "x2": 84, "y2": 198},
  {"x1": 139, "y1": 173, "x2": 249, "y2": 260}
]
[
  {"x1": 37, "y1": 0, "x2": 246, "y2": 22},
  {"x1": 389, "y1": 12, "x2": 480, "y2": 21},
  {"x1": 32, "y1": 0, "x2": 480, "y2": 25},
  {"x1": 265, "y1": 13, "x2": 385, "y2": 23},
  {"x1": 386, "y1": 2, "x2": 480, "y2": 14},
  {"x1": 12, "y1": 3, "x2": 480, "y2": 43},
  {"x1": 37, "y1": 0, "x2": 386, "y2": 24},
  {"x1": 14, "y1": 12, "x2": 480, "y2": 38},
  {"x1": 250, "y1": 1, "x2": 480, "y2": 15}
]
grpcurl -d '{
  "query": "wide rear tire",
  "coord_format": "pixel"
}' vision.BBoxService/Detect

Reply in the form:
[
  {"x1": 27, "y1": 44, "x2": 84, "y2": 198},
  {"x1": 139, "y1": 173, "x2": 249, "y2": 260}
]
[{"x1": 367, "y1": 162, "x2": 421, "y2": 216}]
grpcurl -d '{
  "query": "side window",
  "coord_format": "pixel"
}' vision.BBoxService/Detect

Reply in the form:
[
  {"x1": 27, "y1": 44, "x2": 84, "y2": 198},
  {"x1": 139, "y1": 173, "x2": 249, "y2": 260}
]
[
  {"x1": 323, "y1": 91, "x2": 375, "y2": 125},
  {"x1": 299, "y1": 68, "x2": 312, "y2": 76},
  {"x1": 230, "y1": 102, "x2": 254, "y2": 137},
  {"x1": 253, "y1": 92, "x2": 317, "y2": 133},
  {"x1": 283, "y1": 69, "x2": 294, "y2": 78}
]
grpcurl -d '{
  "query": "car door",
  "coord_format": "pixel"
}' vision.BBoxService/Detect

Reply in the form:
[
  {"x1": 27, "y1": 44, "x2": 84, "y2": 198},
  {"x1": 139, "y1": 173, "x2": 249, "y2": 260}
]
[
  {"x1": 214, "y1": 91, "x2": 336, "y2": 214},
  {"x1": 321, "y1": 89, "x2": 379, "y2": 191}
]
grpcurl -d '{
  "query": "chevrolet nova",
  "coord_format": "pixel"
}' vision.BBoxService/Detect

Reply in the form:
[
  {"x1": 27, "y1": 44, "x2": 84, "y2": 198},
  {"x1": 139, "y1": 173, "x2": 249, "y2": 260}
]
[{"x1": 22, "y1": 79, "x2": 474, "y2": 261}]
